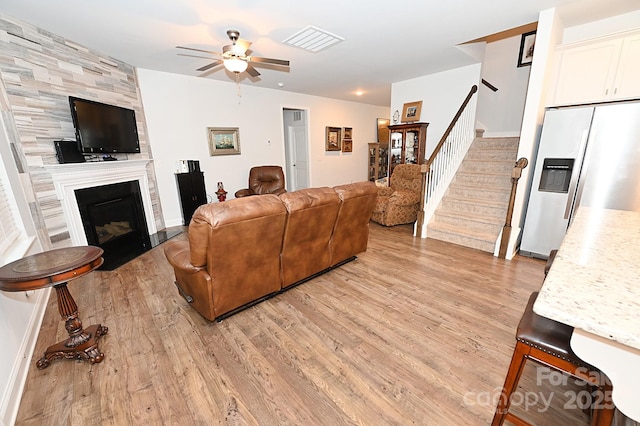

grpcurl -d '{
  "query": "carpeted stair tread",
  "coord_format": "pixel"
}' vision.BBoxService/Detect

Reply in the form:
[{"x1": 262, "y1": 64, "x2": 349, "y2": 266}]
[
  {"x1": 428, "y1": 220, "x2": 497, "y2": 240},
  {"x1": 425, "y1": 134, "x2": 518, "y2": 253},
  {"x1": 434, "y1": 208, "x2": 503, "y2": 225},
  {"x1": 427, "y1": 222, "x2": 497, "y2": 252}
]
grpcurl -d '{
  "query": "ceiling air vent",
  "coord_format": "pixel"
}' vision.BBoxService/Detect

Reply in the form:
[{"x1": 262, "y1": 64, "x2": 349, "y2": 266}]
[{"x1": 283, "y1": 25, "x2": 344, "y2": 53}]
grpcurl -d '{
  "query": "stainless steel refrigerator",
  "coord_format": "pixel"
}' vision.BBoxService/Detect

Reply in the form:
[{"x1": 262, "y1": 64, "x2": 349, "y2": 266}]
[{"x1": 520, "y1": 101, "x2": 640, "y2": 258}]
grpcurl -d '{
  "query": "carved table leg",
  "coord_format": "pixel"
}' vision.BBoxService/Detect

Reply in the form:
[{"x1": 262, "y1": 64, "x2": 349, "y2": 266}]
[{"x1": 37, "y1": 282, "x2": 108, "y2": 369}]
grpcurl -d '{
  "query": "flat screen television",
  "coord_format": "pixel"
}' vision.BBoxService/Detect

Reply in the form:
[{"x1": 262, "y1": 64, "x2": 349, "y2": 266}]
[{"x1": 69, "y1": 96, "x2": 141, "y2": 154}]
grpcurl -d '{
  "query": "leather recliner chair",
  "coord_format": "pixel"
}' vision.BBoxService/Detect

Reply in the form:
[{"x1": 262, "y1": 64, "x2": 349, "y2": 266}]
[{"x1": 235, "y1": 165, "x2": 286, "y2": 198}]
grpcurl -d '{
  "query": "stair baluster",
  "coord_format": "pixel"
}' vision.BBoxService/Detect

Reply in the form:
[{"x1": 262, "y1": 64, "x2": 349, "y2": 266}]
[{"x1": 416, "y1": 85, "x2": 478, "y2": 237}]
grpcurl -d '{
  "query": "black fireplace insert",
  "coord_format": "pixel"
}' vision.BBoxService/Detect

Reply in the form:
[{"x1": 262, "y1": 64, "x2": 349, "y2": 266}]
[{"x1": 75, "y1": 181, "x2": 151, "y2": 270}]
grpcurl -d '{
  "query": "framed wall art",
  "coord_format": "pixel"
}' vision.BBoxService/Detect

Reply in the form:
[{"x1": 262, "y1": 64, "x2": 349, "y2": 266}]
[
  {"x1": 208, "y1": 127, "x2": 240, "y2": 156},
  {"x1": 401, "y1": 101, "x2": 422, "y2": 123},
  {"x1": 342, "y1": 127, "x2": 353, "y2": 152},
  {"x1": 325, "y1": 126, "x2": 341, "y2": 151},
  {"x1": 517, "y1": 30, "x2": 536, "y2": 67}
]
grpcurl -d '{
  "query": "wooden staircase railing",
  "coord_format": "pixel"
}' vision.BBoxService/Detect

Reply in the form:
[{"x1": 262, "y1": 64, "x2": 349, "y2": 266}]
[
  {"x1": 416, "y1": 85, "x2": 478, "y2": 237},
  {"x1": 498, "y1": 157, "x2": 528, "y2": 259}
]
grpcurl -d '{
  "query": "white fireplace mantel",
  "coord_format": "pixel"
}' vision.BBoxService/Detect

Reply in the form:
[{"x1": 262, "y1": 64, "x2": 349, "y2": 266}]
[{"x1": 44, "y1": 160, "x2": 157, "y2": 245}]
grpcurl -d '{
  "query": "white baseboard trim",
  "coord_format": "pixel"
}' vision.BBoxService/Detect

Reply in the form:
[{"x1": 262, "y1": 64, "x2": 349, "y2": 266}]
[{"x1": 0, "y1": 287, "x2": 50, "y2": 426}]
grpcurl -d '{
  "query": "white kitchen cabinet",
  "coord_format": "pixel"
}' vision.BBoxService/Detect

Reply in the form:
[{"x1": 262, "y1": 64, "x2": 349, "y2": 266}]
[
  {"x1": 611, "y1": 33, "x2": 640, "y2": 101},
  {"x1": 550, "y1": 31, "x2": 640, "y2": 106}
]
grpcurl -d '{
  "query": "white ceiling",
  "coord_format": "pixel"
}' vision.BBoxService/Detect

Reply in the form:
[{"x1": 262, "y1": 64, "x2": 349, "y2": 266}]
[{"x1": 1, "y1": 0, "x2": 638, "y2": 106}]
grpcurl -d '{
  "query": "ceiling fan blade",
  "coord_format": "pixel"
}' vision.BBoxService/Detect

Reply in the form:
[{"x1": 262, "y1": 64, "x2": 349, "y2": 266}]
[
  {"x1": 197, "y1": 60, "x2": 223, "y2": 72},
  {"x1": 176, "y1": 46, "x2": 222, "y2": 56},
  {"x1": 178, "y1": 53, "x2": 216, "y2": 60},
  {"x1": 250, "y1": 56, "x2": 290, "y2": 67},
  {"x1": 246, "y1": 64, "x2": 261, "y2": 77},
  {"x1": 235, "y1": 38, "x2": 252, "y2": 54}
]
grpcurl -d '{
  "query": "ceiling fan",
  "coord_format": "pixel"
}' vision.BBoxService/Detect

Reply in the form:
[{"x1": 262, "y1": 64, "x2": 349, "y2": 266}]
[{"x1": 177, "y1": 30, "x2": 290, "y2": 77}]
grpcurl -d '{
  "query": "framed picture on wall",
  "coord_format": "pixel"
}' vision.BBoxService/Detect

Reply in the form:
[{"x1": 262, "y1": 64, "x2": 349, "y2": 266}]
[
  {"x1": 208, "y1": 127, "x2": 241, "y2": 156},
  {"x1": 325, "y1": 126, "x2": 341, "y2": 151},
  {"x1": 518, "y1": 30, "x2": 536, "y2": 67},
  {"x1": 342, "y1": 127, "x2": 353, "y2": 152},
  {"x1": 401, "y1": 101, "x2": 423, "y2": 123}
]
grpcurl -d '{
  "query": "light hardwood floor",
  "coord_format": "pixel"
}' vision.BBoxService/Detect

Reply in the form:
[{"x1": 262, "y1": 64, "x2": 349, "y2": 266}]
[{"x1": 16, "y1": 223, "x2": 594, "y2": 425}]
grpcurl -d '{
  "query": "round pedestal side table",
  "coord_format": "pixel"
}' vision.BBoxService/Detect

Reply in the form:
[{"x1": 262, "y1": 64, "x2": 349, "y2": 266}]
[{"x1": 0, "y1": 246, "x2": 108, "y2": 369}]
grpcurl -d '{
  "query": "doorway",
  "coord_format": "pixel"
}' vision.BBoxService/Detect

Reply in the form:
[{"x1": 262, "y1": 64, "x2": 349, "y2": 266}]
[{"x1": 283, "y1": 108, "x2": 310, "y2": 191}]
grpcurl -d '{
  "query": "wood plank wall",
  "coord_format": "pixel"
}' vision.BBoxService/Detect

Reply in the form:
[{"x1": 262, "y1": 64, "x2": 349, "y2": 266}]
[{"x1": 0, "y1": 14, "x2": 164, "y2": 248}]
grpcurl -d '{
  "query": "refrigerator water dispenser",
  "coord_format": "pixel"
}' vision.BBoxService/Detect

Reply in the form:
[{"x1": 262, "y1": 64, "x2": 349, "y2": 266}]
[{"x1": 538, "y1": 158, "x2": 575, "y2": 193}]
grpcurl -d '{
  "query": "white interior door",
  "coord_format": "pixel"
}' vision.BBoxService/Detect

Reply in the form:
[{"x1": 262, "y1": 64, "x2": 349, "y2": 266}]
[{"x1": 283, "y1": 109, "x2": 309, "y2": 191}]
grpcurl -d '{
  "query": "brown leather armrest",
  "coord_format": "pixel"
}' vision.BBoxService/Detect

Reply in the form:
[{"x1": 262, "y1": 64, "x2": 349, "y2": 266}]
[
  {"x1": 234, "y1": 188, "x2": 254, "y2": 198},
  {"x1": 164, "y1": 240, "x2": 206, "y2": 275}
]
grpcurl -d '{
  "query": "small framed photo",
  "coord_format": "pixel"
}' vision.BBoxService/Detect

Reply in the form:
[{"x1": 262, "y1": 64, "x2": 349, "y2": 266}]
[
  {"x1": 343, "y1": 127, "x2": 353, "y2": 139},
  {"x1": 208, "y1": 127, "x2": 240, "y2": 156},
  {"x1": 517, "y1": 30, "x2": 536, "y2": 67},
  {"x1": 342, "y1": 140, "x2": 353, "y2": 153},
  {"x1": 326, "y1": 126, "x2": 341, "y2": 151},
  {"x1": 401, "y1": 101, "x2": 422, "y2": 123}
]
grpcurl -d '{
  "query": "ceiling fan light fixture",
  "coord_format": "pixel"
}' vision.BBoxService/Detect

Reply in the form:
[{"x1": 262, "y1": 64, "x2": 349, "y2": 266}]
[{"x1": 224, "y1": 57, "x2": 248, "y2": 73}]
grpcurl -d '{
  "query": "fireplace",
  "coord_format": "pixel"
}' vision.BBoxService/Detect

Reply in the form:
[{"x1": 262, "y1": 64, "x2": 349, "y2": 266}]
[
  {"x1": 75, "y1": 181, "x2": 151, "y2": 270},
  {"x1": 46, "y1": 160, "x2": 182, "y2": 270}
]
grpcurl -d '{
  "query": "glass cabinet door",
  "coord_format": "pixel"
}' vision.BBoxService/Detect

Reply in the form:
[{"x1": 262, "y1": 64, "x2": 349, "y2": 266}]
[
  {"x1": 405, "y1": 130, "x2": 418, "y2": 164},
  {"x1": 368, "y1": 145, "x2": 377, "y2": 181},
  {"x1": 378, "y1": 144, "x2": 389, "y2": 179},
  {"x1": 390, "y1": 132, "x2": 403, "y2": 174}
]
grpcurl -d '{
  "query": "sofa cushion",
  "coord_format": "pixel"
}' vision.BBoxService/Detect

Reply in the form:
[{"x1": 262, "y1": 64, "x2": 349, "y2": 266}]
[
  {"x1": 279, "y1": 187, "x2": 340, "y2": 287},
  {"x1": 189, "y1": 194, "x2": 285, "y2": 266},
  {"x1": 188, "y1": 195, "x2": 287, "y2": 316},
  {"x1": 331, "y1": 181, "x2": 377, "y2": 266}
]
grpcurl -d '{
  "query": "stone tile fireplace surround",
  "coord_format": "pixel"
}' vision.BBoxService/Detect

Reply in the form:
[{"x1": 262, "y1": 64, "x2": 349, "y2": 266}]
[{"x1": 44, "y1": 160, "x2": 157, "y2": 247}]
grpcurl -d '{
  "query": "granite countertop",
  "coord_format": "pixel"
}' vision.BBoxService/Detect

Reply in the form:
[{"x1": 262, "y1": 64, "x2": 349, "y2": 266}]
[{"x1": 534, "y1": 207, "x2": 640, "y2": 351}]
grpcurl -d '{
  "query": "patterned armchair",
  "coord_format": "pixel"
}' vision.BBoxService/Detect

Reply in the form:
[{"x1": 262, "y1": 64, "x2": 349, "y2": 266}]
[{"x1": 371, "y1": 164, "x2": 422, "y2": 226}]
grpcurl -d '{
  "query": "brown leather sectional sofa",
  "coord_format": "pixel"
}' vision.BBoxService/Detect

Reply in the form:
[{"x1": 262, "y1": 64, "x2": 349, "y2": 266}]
[{"x1": 163, "y1": 181, "x2": 377, "y2": 321}]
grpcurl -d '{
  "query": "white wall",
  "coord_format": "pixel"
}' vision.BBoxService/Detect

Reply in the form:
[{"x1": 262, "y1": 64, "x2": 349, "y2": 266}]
[
  {"x1": 390, "y1": 64, "x2": 482, "y2": 158},
  {"x1": 562, "y1": 10, "x2": 640, "y2": 44},
  {"x1": 137, "y1": 69, "x2": 388, "y2": 227},
  {"x1": 477, "y1": 36, "x2": 532, "y2": 138},
  {"x1": 508, "y1": 8, "x2": 565, "y2": 260}
]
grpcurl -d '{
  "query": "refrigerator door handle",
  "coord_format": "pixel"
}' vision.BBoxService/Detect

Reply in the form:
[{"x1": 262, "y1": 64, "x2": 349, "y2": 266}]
[{"x1": 564, "y1": 129, "x2": 590, "y2": 219}]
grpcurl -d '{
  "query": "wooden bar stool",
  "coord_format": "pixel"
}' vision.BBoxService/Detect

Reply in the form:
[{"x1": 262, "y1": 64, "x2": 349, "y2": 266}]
[{"x1": 492, "y1": 292, "x2": 615, "y2": 425}]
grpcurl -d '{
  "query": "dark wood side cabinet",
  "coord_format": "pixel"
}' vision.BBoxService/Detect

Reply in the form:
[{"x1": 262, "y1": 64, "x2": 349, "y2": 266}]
[
  {"x1": 388, "y1": 122, "x2": 428, "y2": 176},
  {"x1": 175, "y1": 171, "x2": 207, "y2": 225}
]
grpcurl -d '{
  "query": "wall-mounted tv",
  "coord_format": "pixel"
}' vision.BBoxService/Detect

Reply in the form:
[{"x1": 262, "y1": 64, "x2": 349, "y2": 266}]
[{"x1": 69, "y1": 96, "x2": 141, "y2": 154}]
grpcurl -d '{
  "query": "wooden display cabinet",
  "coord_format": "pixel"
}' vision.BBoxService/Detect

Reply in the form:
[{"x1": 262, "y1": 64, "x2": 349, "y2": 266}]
[
  {"x1": 368, "y1": 142, "x2": 389, "y2": 182},
  {"x1": 388, "y1": 122, "x2": 428, "y2": 176}
]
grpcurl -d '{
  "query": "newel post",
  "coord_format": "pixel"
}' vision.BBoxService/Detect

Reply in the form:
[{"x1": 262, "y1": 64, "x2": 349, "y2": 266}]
[
  {"x1": 415, "y1": 163, "x2": 429, "y2": 237},
  {"x1": 498, "y1": 157, "x2": 528, "y2": 259}
]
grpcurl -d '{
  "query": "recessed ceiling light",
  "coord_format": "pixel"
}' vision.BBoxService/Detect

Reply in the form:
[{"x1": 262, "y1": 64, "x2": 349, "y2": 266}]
[
  {"x1": 356, "y1": 90, "x2": 364, "y2": 96},
  {"x1": 277, "y1": 82, "x2": 284, "y2": 87}
]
